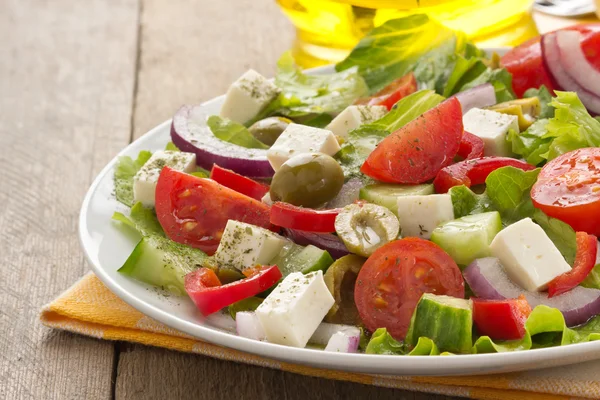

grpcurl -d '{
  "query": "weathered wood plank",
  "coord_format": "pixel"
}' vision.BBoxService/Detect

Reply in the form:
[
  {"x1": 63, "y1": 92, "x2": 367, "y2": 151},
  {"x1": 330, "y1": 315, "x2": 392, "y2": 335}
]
[
  {"x1": 119, "y1": 0, "x2": 461, "y2": 398},
  {"x1": 0, "y1": 0, "x2": 139, "y2": 399}
]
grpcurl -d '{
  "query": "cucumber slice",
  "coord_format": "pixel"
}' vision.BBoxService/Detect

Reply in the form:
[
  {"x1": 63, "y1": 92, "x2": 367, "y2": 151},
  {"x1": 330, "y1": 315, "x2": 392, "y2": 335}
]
[
  {"x1": 270, "y1": 242, "x2": 334, "y2": 277},
  {"x1": 118, "y1": 235, "x2": 208, "y2": 295},
  {"x1": 430, "y1": 211, "x2": 502, "y2": 267},
  {"x1": 406, "y1": 293, "x2": 473, "y2": 354},
  {"x1": 359, "y1": 183, "x2": 434, "y2": 214}
]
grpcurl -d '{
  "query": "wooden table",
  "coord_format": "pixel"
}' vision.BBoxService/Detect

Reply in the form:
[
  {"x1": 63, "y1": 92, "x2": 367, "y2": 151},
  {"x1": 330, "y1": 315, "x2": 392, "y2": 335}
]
[{"x1": 0, "y1": 1, "x2": 592, "y2": 399}]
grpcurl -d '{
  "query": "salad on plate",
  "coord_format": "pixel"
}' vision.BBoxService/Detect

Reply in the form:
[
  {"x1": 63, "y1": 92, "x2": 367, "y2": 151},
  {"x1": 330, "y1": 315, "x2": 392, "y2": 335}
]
[{"x1": 110, "y1": 16, "x2": 600, "y2": 356}]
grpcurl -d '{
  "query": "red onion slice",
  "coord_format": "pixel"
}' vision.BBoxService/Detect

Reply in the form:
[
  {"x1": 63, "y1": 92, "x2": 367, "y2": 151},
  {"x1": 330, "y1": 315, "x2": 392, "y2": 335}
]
[
  {"x1": 451, "y1": 83, "x2": 496, "y2": 114},
  {"x1": 326, "y1": 178, "x2": 364, "y2": 209},
  {"x1": 310, "y1": 322, "x2": 360, "y2": 346},
  {"x1": 283, "y1": 228, "x2": 350, "y2": 259},
  {"x1": 556, "y1": 30, "x2": 600, "y2": 98},
  {"x1": 171, "y1": 105, "x2": 274, "y2": 178},
  {"x1": 236, "y1": 311, "x2": 266, "y2": 341},
  {"x1": 324, "y1": 331, "x2": 360, "y2": 353},
  {"x1": 542, "y1": 32, "x2": 600, "y2": 115},
  {"x1": 464, "y1": 257, "x2": 600, "y2": 327}
]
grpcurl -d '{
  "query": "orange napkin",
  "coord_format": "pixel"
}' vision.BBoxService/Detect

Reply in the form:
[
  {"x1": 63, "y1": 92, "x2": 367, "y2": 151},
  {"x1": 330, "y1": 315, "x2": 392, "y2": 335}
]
[{"x1": 41, "y1": 272, "x2": 600, "y2": 400}]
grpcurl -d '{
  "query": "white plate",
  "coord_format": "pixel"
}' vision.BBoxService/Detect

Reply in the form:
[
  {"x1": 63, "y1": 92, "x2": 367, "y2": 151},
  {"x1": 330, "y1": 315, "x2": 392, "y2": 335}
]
[{"x1": 79, "y1": 52, "x2": 600, "y2": 376}]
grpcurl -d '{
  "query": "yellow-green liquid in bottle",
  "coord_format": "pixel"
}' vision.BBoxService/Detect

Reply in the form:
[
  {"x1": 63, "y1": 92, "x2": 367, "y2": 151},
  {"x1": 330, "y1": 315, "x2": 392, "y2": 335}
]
[{"x1": 276, "y1": 0, "x2": 538, "y2": 67}]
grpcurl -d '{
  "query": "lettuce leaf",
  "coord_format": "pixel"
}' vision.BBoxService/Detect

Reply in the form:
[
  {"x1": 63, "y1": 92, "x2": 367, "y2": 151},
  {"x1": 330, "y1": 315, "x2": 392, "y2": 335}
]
[
  {"x1": 114, "y1": 150, "x2": 152, "y2": 207},
  {"x1": 582, "y1": 264, "x2": 600, "y2": 289},
  {"x1": 532, "y1": 209, "x2": 577, "y2": 266},
  {"x1": 524, "y1": 85, "x2": 555, "y2": 119},
  {"x1": 474, "y1": 306, "x2": 600, "y2": 354},
  {"x1": 336, "y1": 90, "x2": 444, "y2": 179},
  {"x1": 336, "y1": 14, "x2": 458, "y2": 93},
  {"x1": 207, "y1": 116, "x2": 268, "y2": 149},
  {"x1": 269, "y1": 52, "x2": 368, "y2": 117},
  {"x1": 365, "y1": 328, "x2": 406, "y2": 355},
  {"x1": 508, "y1": 91, "x2": 600, "y2": 165}
]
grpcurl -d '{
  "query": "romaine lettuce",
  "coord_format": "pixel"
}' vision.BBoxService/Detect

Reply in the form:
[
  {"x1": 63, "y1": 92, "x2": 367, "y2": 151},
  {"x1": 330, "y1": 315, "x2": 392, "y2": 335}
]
[{"x1": 114, "y1": 150, "x2": 152, "y2": 207}]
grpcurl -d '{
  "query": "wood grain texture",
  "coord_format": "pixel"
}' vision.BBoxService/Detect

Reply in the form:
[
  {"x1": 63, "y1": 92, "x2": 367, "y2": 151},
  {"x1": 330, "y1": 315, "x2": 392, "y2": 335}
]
[
  {"x1": 118, "y1": 1, "x2": 461, "y2": 399},
  {"x1": 0, "y1": 0, "x2": 139, "y2": 399}
]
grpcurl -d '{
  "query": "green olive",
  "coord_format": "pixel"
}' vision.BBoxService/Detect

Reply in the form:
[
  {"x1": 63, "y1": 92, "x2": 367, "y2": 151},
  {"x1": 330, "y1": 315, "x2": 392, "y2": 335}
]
[
  {"x1": 248, "y1": 117, "x2": 292, "y2": 146},
  {"x1": 324, "y1": 255, "x2": 365, "y2": 325},
  {"x1": 486, "y1": 97, "x2": 541, "y2": 131},
  {"x1": 334, "y1": 203, "x2": 400, "y2": 257},
  {"x1": 270, "y1": 153, "x2": 344, "y2": 208}
]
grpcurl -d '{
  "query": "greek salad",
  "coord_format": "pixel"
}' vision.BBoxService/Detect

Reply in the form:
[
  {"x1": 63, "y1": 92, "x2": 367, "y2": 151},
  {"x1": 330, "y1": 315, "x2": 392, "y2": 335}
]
[{"x1": 111, "y1": 16, "x2": 600, "y2": 355}]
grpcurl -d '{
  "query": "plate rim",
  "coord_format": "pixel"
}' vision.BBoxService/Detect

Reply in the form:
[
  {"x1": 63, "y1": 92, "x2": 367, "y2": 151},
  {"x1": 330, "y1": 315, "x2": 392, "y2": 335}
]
[{"x1": 78, "y1": 54, "x2": 600, "y2": 376}]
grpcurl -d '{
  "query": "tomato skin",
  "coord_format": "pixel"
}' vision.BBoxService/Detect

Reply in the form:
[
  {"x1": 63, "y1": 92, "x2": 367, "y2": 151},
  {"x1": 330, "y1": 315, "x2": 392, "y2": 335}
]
[
  {"x1": 531, "y1": 148, "x2": 600, "y2": 236},
  {"x1": 354, "y1": 73, "x2": 417, "y2": 110},
  {"x1": 472, "y1": 295, "x2": 531, "y2": 341},
  {"x1": 354, "y1": 238, "x2": 464, "y2": 340},
  {"x1": 434, "y1": 157, "x2": 535, "y2": 193},
  {"x1": 502, "y1": 24, "x2": 600, "y2": 97},
  {"x1": 501, "y1": 37, "x2": 556, "y2": 98},
  {"x1": 270, "y1": 202, "x2": 339, "y2": 233},
  {"x1": 156, "y1": 167, "x2": 271, "y2": 254},
  {"x1": 210, "y1": 164, "x2": 269, "y2": 201},
  {"x1": 185, "y1": 266, "x2": 282, "y2": 316},
  {"x1": 360, "y1": 98, "x2": 463, "y2": 184},
  {"x1": 457, "y1": 131, "x2": 484, "y2": 160},
  {"x1": 548, "y1": 232, "x2": 598, "y2": 298}
]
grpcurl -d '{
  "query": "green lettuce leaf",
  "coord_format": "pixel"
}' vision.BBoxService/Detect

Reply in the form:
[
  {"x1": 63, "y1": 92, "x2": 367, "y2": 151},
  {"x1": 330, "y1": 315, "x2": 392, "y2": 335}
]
[
  {"x1": 335, "y1": 14, "x2": 458, "y2": 93},
  {"x1": 474, "y1": 306, "x2": 600, "y2": 354},
  {"x1": 582, "y1": 264, "x2": 600, "y2": 289},
  {"x1": 508, "y1": 91, "x2": 600, "y2": 165},
  {"x1": 114, "y1": 150, "x2": 152, "y2": 207},
  {"x1": 336, "y1": 90, "x2": 444, "y2": 179},
  {"x1": 365, "y1": 328, "x2": 406, "y2": 355},
  {"x1": 112, "y1": 202, "x2": 165, "y2": 237},
  {"x1": 165, "y1": 142, "x2": 180, "y2": 151},
  {"x1": 485, "y1": 167, "x2": 541, "y2": 224},
  {"x1": 532, "y1": 209, "x2": 577, "y2": 265},
  {"x1": 449, "y1": 185, "x2": 492, "y2": 218},
  {"x1": 408, "y1": 337, "x2": 440, "y2": 356},
  {"x1": 268, "y1": 52, "x2": 368, "y2": 117},
  {"x1": 207, "y1": 116, "x2": 268, "y2": 149},
  {"x1": 524, "y1": 85, "x2": 555, "y2": 119}
]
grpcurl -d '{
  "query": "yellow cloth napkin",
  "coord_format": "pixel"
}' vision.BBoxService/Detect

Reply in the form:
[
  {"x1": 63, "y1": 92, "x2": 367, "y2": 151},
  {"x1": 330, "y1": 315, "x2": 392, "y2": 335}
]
[{"x1": 41, "y1": 273, "x2": 600, "y2": 400}]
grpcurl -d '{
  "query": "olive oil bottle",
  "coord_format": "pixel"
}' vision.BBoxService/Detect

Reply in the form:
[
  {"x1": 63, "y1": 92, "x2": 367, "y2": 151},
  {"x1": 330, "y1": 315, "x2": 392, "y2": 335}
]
[{"x1": 276, "y1": 0, "x2": 537, "y2": 67}]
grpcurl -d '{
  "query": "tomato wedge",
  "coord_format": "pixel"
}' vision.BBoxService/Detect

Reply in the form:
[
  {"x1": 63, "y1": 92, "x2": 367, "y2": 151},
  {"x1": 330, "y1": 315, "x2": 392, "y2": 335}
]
[
  {"x1": 472, "y1": 295, "x2": 531, "y2": 340},
  {"x1": 531, "y1": 148, "x2": 600, "y2": 235},
  {"x1": 354, "y1": 73, "x2": 417, "y2": 110},
  {"x1": 185, "y1": 266, "x2": 282, "y2": 316},
  {"x1": 210, "y1": 164, "x2": 269, "y2": 201},
  {"x1": 354, "y1": 238, "x2": 464, "y2": 340},
  {"x1": 361, "y1": 98, "x2": 463, "y2": 184},
  {"x1": 548, "y1": 232, "x2": 598, "y2": 298},
  {"x1": 270, "y1": 202, "x2": 339, "y2": 233},
  {"x1": 502, "y1": 24, "x2": 600, "y2": 97},
  {"x1": 457, "y1": 131, "x2": 484, "y2": 160},
  {"x1": 155, "y1": 167, "x2": 271, "y2": 254},
  {"x1": 434, "y1": 157, "x2": 536, "y2": 193}
]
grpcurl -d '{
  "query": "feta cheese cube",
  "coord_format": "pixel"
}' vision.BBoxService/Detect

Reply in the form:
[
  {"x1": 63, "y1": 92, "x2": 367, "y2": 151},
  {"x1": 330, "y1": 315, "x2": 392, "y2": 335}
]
[
  {"x1": 214, "y1": 220, "x2": 288, "y2": 271},
  {"x1": 463, "y1": 108, "x2": 519, "y2": 157},
  {"x1": 256, "y1": 271, "x2": 335, "y2": 347},
  {"x1": 325, "y1": 105, "x2": 388, "y2": 140},
  {"x1": 133, "y1": 150, "x2": 196, "y2": 207},
  {"x1": 219, "y1": 69, "x2": 280, "y2": 124},
  {"x1": 490, "y1": 218, "x2": 571, "y2": 292},
  {"x1": 396, "y1": 194, "x2": 454, "y2": 239},
  {"x1": 267, "y1": 123, "x2": 341, "y2": 171}
]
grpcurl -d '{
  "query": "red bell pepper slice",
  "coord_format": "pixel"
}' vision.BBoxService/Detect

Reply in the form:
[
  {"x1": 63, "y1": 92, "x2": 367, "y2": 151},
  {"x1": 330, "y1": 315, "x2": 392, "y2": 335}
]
[
  {"x1": 548, "y1": 232, "x2": 598, "y2": 298},
  {"x1": 354, "y1": 73, "x2": 417, "y2": 110},
  {"x1": 472, "y1": 295, "x2": 532, "y2": 340},
  {"x1": 270, "y1": 202, "x2": 340, "y2": 233},
  {"x1": 457, "y1": 131, "x2": 484, "y2": 160},
  {"x1": 433, "y1": 157, "x2": 536, "y2": 193},
  {"x1": 210, "y1": 164, "x2": 270, "y2": 201},
  {"x1": 185, "y1": 266, "x2": 282, "y2": 316}
]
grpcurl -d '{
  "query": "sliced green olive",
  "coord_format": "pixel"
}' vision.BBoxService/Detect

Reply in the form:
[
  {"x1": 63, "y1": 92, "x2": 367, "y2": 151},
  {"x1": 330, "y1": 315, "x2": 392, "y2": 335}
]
[
  {"x1": 270, "y1": 152, "x2": 344, "y2": 208},
  {"x1": 487, "y1": 97, "x2": 541, "y2": 131},
  {"x1": 228, "y1": 297, "x2": 263, "y2": 320},
  {"x1": 324, "y1": 255, "x2": 365, "y2": 325},
  {"x1": 334, "y1": 203, "x2": 400, "y2": 257},
  {"x1": 216, "y1": 267, "x2": 245, "y2": 284},
  {"x1": 248, "y1": 117, "x2": 292, "y2": 146}
]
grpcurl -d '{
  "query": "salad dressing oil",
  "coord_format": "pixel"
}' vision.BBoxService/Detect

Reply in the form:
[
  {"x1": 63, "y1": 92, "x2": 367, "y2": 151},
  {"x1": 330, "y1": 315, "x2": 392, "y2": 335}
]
[{"x1": 276, "y1": 0, "x2": 537, "y2": 67}]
